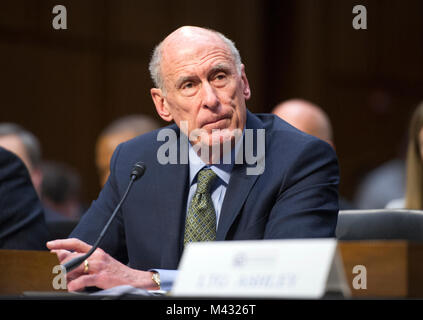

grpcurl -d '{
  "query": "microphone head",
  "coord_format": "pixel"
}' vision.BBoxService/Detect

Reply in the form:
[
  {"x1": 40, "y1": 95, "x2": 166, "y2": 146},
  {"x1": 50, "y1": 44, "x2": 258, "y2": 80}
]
[{"x1": 130, "y1": 161, "x2": 146, "y2": 180}]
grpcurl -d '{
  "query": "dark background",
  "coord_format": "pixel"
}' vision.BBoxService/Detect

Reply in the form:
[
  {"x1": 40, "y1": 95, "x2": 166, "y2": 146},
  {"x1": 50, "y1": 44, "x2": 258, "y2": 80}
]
[{"x1": 1, "y1": 0, "x2": 421, "y2": 204}]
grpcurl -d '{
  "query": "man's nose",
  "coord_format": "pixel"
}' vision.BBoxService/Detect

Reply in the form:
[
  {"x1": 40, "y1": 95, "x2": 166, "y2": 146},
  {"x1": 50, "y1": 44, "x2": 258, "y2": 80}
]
[{"x1": 201, "y1": 82, "x2": 219, "y2": 110}]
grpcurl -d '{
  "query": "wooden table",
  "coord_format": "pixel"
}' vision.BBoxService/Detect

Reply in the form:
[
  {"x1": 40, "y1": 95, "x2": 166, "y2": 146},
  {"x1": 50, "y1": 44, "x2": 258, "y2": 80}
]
[
  {"x1": 2, "y1": 241, "x2": 423, "y2": 298},
  {"x1": 339, "y1": 241, "x2": 423, "y2": 298}
]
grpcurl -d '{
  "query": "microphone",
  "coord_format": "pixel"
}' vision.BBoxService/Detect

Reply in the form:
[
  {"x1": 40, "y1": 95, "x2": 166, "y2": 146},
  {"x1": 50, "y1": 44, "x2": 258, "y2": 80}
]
[{"x1": 63, "y1": 161, "x2": 146, "y2": 273}]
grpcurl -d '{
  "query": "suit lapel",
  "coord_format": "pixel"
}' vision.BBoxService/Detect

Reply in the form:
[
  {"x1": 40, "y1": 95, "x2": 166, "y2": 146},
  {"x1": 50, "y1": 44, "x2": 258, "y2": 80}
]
[
  {"x1": 155, "y1": 127, "x2": 189, "y2": 268},
  {"x1": 216, "y1": 163, "x2": 259, "y2": 240},
  {"x1": 216, "y1": 111, "x2": 264, "y2": 240}
]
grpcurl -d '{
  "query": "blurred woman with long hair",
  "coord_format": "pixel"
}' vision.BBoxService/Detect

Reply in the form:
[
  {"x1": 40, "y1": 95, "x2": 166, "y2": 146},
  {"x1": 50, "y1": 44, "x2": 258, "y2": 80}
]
[{"x1": 405, "y1": 102, "x2": 423, "y2": 209}]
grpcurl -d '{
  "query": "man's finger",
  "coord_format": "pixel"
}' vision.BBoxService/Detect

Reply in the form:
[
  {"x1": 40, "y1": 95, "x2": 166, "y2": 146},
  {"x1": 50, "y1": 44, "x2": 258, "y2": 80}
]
[
  {"x1": 50, "y1": 249, "x2": 72, "y2": 262},
  {"x1": 58, "y1": 252, "x2": 90, "y2": 279},
  {"x1": 67, "y1": 274, "x2": 99, "y2": 292},
  {"x1": 47, "y1": 238, "x2": 92, "y2": 253}
]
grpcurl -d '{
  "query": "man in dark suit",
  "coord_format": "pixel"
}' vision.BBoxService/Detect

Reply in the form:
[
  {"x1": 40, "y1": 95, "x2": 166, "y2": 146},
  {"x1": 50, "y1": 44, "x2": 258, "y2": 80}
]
[
  {"x1": 47, "y1": 26, "x2": 339, "y2": 292},
  {"x1": 0, "y1": 147, "x2": 50, "y2": 250}
]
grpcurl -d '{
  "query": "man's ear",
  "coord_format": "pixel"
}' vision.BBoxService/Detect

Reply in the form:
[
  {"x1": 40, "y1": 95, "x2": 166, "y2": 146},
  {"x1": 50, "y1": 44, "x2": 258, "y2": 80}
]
[
  {"x1": 240, "y1": 64, "x2": 251, "y2": 100},
  {"x1": 151, "y1": 88, "x2": 173, "y2": 122}
]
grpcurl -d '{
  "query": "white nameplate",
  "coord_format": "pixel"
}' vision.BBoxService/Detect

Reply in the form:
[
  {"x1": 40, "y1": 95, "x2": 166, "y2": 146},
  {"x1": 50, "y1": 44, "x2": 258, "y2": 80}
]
[{"x1": 171, "y1": 239, "x2": 350, "y2": 298}]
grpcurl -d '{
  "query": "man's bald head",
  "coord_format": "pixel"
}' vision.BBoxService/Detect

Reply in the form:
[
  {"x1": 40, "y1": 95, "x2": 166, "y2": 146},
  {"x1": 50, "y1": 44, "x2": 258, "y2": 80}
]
[
  {"x1": 149, "y1": 26, "x2": 242, "y2": 92},
  {"x1": 272, "y1": 99, "x2": 334, "y2": 147}
]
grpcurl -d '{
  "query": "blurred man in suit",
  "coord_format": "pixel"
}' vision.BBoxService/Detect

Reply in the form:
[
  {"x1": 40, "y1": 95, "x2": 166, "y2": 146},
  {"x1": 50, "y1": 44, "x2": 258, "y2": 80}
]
[
  {"x1": 272, "y1": 98, "x2": 354, "y2": 210},
  {"x1": 0, "y1": 123, "x2": 43, "y2": 195},
  {"x1": 0, "y1": 123, "x2": 80, "y2": 222},
  {"x1": 40, "y1": 160, "x2": 84, "y2": 221},
  {"x1": 95, "y1": 114, "x2": 160, "y2": 187},
  {"x1": 48, "y1": 26, "x2": 339, "y2": 292},
  {"x1": 0, "y1": 147, "x2": 50, "y2": 249}
]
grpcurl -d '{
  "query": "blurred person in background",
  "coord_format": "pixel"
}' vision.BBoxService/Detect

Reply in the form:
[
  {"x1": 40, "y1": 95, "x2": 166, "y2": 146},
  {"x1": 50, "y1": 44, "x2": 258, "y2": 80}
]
[
  {"x1": 0, "y1": 123, "x2": 43, "y2": 195},
  {"x1": 95, "y1": 114, "x2": 161, "y2": 186},
  {"x1": 272, "y1": 98, "x2": 354, "y2": 210},
  {"x1": 41, "y1": 160, "x2": 84, "y2": 222},
  {"x1": 355, "y1": 159, "x2": 405, "y2": 209},
  {"x1": 0, "y1": 123, "x2": 82, "y2": 223},
  {"x1": 386, "y1": 102, "x2": 423, "y2": 209},
  {"x1": 0, "y1": 146, "x2": 50, "y2": 250},
  {"x1": 272, "y1": 98, "x2": 334, "y2": 148}
]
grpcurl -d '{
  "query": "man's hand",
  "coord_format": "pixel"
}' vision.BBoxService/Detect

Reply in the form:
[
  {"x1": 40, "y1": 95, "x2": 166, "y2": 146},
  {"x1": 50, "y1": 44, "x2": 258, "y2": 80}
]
[{"x1": 47, "y1": 238, "x2": 159, "y2": 292}]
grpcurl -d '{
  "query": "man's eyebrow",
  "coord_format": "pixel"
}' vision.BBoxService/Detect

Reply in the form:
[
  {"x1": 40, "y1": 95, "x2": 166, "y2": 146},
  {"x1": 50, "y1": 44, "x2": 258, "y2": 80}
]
[
  {"x1": 209, "y1": 63, "x2": 232, "y2": 74},
  {"x1": 175, "y1": 64, "x2": 232, "y2": 87}
]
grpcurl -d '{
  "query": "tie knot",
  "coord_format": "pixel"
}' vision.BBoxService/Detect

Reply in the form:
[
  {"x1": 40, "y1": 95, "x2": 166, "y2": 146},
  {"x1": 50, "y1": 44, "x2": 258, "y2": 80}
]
[{"x1": 196, "y1": 168, "x2": 217, "y2": 194}]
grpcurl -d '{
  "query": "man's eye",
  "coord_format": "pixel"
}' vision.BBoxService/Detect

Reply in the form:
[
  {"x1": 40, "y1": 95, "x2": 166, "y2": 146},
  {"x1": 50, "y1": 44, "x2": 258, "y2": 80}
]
[
  {"x1": 211, "y1": 72, "x2": 229, "y2": 87},
  {"x1": 179, "y1": 81, "x2": 198, "y2": 96},
  {"x1": 215, "y1": 73, "x2": 226, "y2": 80},
  {"x1": 182, "y1": 82, "x2": 193, "y2": 89}
]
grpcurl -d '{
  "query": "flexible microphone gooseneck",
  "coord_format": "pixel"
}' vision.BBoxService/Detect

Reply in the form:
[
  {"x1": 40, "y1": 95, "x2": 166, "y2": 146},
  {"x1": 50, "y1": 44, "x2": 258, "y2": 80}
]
[{"x1": 63, "y1": 161, "x2": 146, "y2": 273}]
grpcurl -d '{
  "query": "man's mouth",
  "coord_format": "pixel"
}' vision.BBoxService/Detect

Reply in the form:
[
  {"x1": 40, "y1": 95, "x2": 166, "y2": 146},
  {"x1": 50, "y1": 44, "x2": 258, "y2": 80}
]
[{"x1": 202, "y1": 116, "x2": 230, "y2": 128}]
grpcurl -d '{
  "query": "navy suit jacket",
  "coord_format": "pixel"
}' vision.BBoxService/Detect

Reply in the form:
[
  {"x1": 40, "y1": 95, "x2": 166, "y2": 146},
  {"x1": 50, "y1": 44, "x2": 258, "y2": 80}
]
[
  {"x1": 71, "y1": 111, "x2": 339, "y2": 270},
  {"x1": 0, "y1": 147, "x2": 50, "y2": 250}
]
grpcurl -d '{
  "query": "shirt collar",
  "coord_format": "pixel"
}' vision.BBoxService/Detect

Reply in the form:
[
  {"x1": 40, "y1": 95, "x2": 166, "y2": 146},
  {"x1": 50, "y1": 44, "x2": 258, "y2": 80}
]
[{"x1": 188, "y1": 130, "x2": 244, "y2": 186}]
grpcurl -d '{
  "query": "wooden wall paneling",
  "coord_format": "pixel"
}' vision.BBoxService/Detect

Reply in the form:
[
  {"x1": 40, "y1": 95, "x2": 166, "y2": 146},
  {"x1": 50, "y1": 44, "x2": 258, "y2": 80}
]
[
  {"x1": 271, "y1": 0, "x2": 423, "y2": 201},
  {"x1": 0, "y1": 1, "x2": 108, "y2": 202}
]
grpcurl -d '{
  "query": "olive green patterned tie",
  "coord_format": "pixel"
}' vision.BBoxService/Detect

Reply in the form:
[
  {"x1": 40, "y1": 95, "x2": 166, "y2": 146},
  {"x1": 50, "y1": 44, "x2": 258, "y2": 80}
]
[{"x1": 184, "y1": 168, "x2": 218, "y2": 246}]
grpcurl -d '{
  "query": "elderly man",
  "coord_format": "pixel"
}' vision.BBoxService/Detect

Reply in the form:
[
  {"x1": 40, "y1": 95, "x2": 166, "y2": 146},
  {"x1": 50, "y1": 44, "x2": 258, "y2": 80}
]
[{"x1": 48, "y1": 26, "x2": 339, "y2": 292}]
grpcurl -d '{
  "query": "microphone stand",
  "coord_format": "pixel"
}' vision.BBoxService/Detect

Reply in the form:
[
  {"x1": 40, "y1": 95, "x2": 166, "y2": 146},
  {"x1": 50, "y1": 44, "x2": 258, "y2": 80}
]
[{"x1": 63, "y1": 162, "x2": 145, "y2": 273}]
